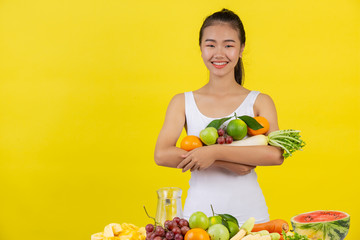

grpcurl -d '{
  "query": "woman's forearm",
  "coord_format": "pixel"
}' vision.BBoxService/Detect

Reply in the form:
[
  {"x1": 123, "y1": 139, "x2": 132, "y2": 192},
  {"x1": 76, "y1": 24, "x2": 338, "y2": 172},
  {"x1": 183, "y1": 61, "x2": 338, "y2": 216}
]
[
  {"x1": 212, "y1": 145, "x2": 284, "y2": 166},
  {"x1": 214, "y1": 161, "x2": 255, "y2": 175},
  {"x1": 154, "y1": 146, "x2": 188, "y2": 168}
]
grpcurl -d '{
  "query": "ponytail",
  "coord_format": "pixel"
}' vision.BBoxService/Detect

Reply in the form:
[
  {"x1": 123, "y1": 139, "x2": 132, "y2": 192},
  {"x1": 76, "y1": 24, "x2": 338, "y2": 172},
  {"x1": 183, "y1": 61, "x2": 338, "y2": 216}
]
[{"x1": 234, "y1": 57, "x2": 244, "y2": 85}]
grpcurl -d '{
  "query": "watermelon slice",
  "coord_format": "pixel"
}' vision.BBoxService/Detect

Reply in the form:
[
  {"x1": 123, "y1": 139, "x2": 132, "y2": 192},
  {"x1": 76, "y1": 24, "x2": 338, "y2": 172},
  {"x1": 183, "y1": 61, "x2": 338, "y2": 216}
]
[{"x1": 291, "y1": 210, "x2": 350, "y2": 240}]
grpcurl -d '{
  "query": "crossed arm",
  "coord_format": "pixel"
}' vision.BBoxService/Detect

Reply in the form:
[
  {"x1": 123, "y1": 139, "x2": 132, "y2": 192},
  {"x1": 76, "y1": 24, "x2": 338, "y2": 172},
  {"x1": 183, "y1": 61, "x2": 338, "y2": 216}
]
[{"x1": 154, "y1": 93, "x2": 284, "y2": 175}]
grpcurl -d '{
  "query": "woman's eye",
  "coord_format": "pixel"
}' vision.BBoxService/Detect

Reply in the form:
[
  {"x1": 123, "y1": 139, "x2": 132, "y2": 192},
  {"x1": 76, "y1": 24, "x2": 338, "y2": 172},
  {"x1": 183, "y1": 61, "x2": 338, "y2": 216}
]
[
  {"x1": 206, "y1": 45, "x2": 215, "y2": 47},
  {"x1": 225, "y1": 45, "x2": 234, "y2": 48}
]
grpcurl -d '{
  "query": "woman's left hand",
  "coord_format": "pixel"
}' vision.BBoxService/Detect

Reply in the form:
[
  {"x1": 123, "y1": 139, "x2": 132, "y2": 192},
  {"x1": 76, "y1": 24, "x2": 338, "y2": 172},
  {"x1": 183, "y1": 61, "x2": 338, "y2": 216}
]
[{"x1": 177, "y1": 146, "x2": 216, "y2": 172}]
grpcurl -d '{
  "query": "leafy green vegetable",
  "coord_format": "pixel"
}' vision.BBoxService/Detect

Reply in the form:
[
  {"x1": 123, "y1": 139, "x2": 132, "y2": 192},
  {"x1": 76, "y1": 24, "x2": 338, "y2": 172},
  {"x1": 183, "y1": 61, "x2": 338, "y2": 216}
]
[
  {"x1": 268, "y1": 129, "x2": 306, "y2": 158},
  {"x1": 206, "y1": 117, "x2": 232, "y2": 129},
  {"x1": 282, "y1": 230, "x2": 318, "y2": 240},
  {"x1": 237, "y1": 115, "x2": 264, "y2": 130}
]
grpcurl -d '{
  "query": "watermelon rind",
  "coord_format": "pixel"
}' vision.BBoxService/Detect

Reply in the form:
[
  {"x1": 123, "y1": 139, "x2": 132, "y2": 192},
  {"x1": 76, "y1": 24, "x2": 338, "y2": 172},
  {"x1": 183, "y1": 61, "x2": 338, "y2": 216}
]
[{"x1": 290, "y1": 210, "x2": 350, "y2": 240}]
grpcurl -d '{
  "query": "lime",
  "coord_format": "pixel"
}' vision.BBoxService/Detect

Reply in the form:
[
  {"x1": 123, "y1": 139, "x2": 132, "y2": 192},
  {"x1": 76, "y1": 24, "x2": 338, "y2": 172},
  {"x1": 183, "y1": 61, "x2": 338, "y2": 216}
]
[
  {"x1": 209, "y1": 216, "x2": 222, "y2": 227},
  {"x1": 200, "y1": 127, "x2": 219, "y2": 145},
  {"x1": 227, "y1": 221, "x2": 239, "y2": 238},
  {"x1": 226, "y1": 119, "x2": 247, "y2": 140}
]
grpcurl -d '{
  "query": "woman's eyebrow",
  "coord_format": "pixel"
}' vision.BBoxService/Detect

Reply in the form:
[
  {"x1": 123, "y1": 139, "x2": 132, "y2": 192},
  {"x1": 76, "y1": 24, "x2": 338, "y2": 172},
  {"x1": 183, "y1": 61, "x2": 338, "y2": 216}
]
[{"x1": 204, "y1": 39, "x2": 236, "y2": 43}]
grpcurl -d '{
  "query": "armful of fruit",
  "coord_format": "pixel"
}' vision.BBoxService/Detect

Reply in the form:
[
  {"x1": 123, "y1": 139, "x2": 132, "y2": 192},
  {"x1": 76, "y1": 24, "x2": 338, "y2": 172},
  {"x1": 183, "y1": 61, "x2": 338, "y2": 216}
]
[{"x1": 179, "y1": 115, "x2": 305, "y2": 171}]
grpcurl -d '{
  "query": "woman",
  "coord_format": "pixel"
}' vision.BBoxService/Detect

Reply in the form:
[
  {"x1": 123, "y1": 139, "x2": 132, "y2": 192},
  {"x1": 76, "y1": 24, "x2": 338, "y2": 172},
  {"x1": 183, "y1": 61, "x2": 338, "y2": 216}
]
[{"x1": 154, "y1": 9, "x2": 283, "y2": 224}]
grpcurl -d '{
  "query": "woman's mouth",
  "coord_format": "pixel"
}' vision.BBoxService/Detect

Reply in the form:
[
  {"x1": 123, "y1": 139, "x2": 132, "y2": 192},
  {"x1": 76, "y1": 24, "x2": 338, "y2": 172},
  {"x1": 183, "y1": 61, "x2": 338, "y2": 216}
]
[{"x1": 211, "y1": 61, "x2": 228, "y2": 69}]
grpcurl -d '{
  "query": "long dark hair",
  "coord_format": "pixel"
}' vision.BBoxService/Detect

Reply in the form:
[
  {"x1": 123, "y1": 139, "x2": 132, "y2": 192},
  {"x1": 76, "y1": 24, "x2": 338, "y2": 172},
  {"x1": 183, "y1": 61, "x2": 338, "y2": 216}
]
[{"x1": 199, "y1": 9, "x2": 246, "y2": 85}]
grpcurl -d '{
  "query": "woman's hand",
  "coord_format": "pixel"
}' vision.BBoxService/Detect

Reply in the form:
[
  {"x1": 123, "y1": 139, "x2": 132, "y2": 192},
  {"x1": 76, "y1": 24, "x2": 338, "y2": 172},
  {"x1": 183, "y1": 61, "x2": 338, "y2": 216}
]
[{"x1": 177, "y1": 146, "x2": 217, "y2": 172}]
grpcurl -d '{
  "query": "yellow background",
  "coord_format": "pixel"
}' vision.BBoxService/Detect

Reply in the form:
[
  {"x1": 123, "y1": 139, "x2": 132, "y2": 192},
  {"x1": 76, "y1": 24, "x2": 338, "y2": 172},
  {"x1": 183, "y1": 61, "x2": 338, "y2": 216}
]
[{"x1": 0, "y1": 0, "x2": 359, "y2": 239}]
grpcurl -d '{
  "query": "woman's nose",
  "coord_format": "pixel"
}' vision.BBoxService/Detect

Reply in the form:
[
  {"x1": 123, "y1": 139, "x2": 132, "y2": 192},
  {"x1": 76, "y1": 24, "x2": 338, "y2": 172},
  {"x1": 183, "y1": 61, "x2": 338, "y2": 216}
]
[{"x1": 214, "y1": 47, "x2": 225, "y2": 58}]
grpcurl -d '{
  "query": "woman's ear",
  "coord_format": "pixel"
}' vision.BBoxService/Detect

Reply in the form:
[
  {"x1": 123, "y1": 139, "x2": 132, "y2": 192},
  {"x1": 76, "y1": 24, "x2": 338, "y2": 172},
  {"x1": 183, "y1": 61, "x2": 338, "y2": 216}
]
[{"x1": 239, "y1": 44, "x2": 245, "y2": 58}]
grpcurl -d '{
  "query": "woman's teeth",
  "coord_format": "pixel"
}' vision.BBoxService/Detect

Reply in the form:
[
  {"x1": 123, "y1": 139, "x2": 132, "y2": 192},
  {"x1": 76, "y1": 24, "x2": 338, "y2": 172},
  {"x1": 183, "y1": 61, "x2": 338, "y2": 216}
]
[{"x1": 212, "y1": 62, "x2": 227, "y2": 65}]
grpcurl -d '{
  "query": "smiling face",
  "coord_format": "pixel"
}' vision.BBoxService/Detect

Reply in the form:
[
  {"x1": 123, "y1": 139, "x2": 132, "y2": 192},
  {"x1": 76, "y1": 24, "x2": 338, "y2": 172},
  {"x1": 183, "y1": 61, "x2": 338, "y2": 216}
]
[{"x1": 200, "y1": 23, "x2": 244, "y2": 79}]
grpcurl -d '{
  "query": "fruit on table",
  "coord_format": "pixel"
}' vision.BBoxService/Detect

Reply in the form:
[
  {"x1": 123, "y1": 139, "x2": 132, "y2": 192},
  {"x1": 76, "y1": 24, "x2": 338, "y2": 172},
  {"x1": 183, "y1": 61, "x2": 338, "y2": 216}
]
[
  {"x1": 200, "y1": 127, "x2": 219, "y2": 145},
  {"x1": 208, "y1": 215, "x2": 223, "y2": 227},
  {"x1": 180, "y1": 135, "x2": 203, "y2": 151},
  {"x1": 229, "y1": 217, "x2": 255, "y2": 240},
  {"x1": 247, "y1": 116, "x2": 269, "y2": 136},
  {"x1": 207, "y1": 224, "x2": 230, "y2": 240},
  {"x1": 290, "y1": 210, "x2": 350, "y2": 240},
  {"x1": 185, "y1": 228, "x2": 210, "y2": 240},
  {"x1": 189, "y1": 211, "x2": 210, "y2": 230},
  {"x1": 146, "y1": 216, "x2": 190, "y2": 240},
  {"x1": 91, "y1": 222, "x2": 146, "y2": 240},
  {"x1": 227, "y1": 221, "x2": 240, "y2": 238},
  {"x1": 226, "y1": 119, "x2": 247, "y2": 140}
]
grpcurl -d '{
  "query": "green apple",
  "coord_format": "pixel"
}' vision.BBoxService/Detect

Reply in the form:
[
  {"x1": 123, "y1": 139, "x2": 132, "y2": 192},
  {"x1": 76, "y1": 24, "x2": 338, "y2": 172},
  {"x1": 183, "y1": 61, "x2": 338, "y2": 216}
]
[
  {"x1": 207, "y1": 223, "x2": 230, "y2": 240},
  {"x1": 189, "y1": 211, "x2": 209, "y2": 230},
  {"x1": 209, "y1": 215, "x2": 222, "y2": 227},
  {"x1": 200, "y1": 127, "x2": 218, "y2": 145}
]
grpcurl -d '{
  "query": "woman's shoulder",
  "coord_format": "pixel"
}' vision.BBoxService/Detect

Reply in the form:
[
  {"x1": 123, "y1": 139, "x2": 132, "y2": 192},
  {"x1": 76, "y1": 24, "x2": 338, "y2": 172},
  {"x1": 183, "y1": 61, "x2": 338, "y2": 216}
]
[
  {"x1": 255, "y1": 92, "x2": 274, "y2": 103},
  {"x1": 170, "y1": 92, "x2": 185, "y2": 102},
  {"x1": 167, "y1": 93, "x2": 186, "y2": 110},
  {"x1": 253, "y1": 92, "x2": 277, "y2": 116}
]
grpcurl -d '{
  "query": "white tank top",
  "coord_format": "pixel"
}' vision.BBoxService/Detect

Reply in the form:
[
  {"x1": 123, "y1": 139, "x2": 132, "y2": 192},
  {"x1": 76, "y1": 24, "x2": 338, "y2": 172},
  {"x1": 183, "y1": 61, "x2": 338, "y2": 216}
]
[{"x1": 183, "y1": 91, "x2": 270, "y2": 225}]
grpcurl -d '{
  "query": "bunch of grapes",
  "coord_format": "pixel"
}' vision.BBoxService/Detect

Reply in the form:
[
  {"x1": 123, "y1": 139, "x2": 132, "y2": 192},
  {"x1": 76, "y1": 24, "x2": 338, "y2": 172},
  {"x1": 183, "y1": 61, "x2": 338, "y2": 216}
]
[
  {"x1": 145, "y1": 217, "x2": 190, "y2": 240},
  {"x1": 216, "y1": 128, "x2": 233, "y2": 144}
]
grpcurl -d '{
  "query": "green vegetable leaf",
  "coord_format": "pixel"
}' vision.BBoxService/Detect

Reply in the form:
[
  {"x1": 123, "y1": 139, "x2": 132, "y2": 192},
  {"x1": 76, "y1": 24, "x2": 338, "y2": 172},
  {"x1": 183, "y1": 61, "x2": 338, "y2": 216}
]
[
  {"x1": 221, "y1": 218, "x2": 230, "y2": 231},
  {"x1": 238, "y1": 115, "x2": 263, "y2": 130},
  {"x1": 268, "y1": 129, "x2": 306, "y2": 158},
  {"x1": 282, "y1": 230, "x2": 316, "y2": 240},
  {"x1": 206, "y1": 117, "x2": 232, "y2": 129},
  {"x1": 217, "y1": 213, "x2": 239, "y2": 227}
]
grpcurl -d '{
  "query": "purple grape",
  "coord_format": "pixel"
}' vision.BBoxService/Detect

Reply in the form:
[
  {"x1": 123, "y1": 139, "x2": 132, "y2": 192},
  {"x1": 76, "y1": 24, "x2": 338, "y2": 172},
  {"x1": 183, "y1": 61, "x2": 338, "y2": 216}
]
[
  {"x1": 174, "y1": 233, "x2": 183, "y2": 240},
  {"x1": 178, "y1": 219, "x2": 186, "y2": 228},
  {"x1": 225, "y1": 135, "x2": 233, "y2": 144},
  {"x1": 217, "y1": 136, "x2": 225, "y2": 144},
  {"x1": 218, "y1": 128, "x2": 225, "y2": 136},
  {"x1": 173, "y1": 217, "x2": 181, "y2": 225},
  {"x1": 181, "y1": 219, "x2": 189, "y2": 227},
  {"x1": 169, "y1": 221, "x2": 177, "y2": 230},
  {"x1": 153, "y1": 236, "x2": 163, "y2": 240},
  {"x1": 165, "y1": 231, "x2": 175, "y2": 239},
  {"x1": 164, "y1": 220, "x2": 171, "y2": 229},
  {"x1": 172, "y1": 226, "x2": 181, "y2": 235},
  {"x1": 147, "y1": 232, "x2": 155, "y2": 239},
  {"x1": 180, "y1": 226, "x2": 190, "y2": 235},
  {"x1": 146, "y1": 224, "x2": 155, "y2": 233},
  {"x1": 166, "y1": 221, "x2": 173, "y2": 230},
  {"x1": 155, "y1": 226, "x2": 165, "y2": 237}
]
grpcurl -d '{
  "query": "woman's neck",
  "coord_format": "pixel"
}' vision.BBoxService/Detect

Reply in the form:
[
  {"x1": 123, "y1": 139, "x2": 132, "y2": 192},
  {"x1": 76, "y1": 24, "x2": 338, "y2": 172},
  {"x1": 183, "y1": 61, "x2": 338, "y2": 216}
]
[{"x1": 204, "y1": 72, "x2": 243, "y2": 95}]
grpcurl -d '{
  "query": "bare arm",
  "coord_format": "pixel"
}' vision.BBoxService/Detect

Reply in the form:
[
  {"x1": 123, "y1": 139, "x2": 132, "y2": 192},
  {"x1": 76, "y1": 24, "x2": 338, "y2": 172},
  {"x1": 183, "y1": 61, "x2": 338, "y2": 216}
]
[
  {"x1": 154, "y1": 94, "x2": 256, "y2": 175},
  {"x1": 177, "y1": 93, "x2": 284, "y2": 172},
  {"x1": 154, "y1": 94, "x2": 187, "y2": 168}
]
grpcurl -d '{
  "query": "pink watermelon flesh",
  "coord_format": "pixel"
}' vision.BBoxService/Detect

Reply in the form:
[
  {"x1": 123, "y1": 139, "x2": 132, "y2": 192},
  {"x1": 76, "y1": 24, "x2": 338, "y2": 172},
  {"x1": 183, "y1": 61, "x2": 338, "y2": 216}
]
[
  {"x1": 293, "y1": 210, "x2": 348, "y2": 222},
  {"x1": 291, "y1": 210, "x2": 350, "y2": 240}
]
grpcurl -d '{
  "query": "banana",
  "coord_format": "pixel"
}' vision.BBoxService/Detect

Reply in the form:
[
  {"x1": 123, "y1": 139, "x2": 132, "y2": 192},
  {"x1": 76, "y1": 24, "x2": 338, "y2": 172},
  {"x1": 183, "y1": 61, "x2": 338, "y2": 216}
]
[
  {"x1": 93, "y1": 222, "x2": 146, "y2": 240},
  {"x1": 91, "y1": 232, "x2": 104, "y2": 240}
]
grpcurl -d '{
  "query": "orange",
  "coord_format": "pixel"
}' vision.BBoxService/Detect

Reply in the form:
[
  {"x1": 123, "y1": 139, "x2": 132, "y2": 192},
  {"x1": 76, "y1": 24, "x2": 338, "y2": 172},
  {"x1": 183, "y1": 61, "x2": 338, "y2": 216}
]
[
  {"x1": 180, "y1": 135, "x2": 203, "y2": 151},
  {"x1": 184, "y1": 228, "x2": 210, "y2": 240},
  {"x1": 248, "y1": 116, "x2": 270, "y2": 136}
]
